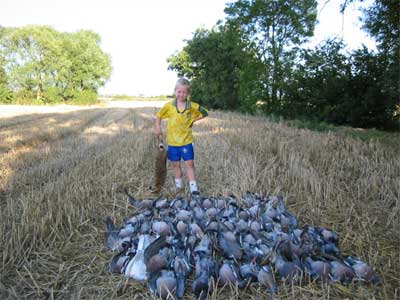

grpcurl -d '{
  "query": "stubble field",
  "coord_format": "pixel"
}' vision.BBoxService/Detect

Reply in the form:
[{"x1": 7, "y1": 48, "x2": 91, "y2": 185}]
[{"x1": 0, "y1": 102, "x2": 399, "y2": 299}]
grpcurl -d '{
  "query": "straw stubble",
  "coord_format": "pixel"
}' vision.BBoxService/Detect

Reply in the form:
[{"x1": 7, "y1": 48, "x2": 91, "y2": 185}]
[{"x1": 0, "y1": 107, "x2": 398, "y2": 299}]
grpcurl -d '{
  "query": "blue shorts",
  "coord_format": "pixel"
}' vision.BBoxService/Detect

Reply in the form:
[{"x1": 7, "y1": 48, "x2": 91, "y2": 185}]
[{"x1": 168, "y1": 143, "x2": 194, "y2": 161}]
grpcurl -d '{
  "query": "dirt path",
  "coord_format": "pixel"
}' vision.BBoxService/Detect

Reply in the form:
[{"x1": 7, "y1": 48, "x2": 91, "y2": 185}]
[{"x1": 0, "y1": 100, "x2": 167, "y2": 118}]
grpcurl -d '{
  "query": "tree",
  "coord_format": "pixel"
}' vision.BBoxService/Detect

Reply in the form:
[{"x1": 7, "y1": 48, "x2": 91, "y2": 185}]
[
  {"x1": 167, "y1": 49, "x2": 194, "y2": 79},
  {"x1": 225, "y1": 0, "x2": 318, "y2": 108},
  {"x1": 0, "y1": 25, "x2": 111, "y2": 103},
  {"x1": 61, "y1": 30, "x2": 112, "y2": 96},
  {"x1": 284, "y1": 38, "x2": 398, "y2": 130},
  {"x1": 349, "y1": 46, "x2": 398, "y2": 129},
  {"x1": 284, "y1": 39, "x2": 351, "y2": 122},
  {"x1": 361, "y1": 0, "x2": 399, "y2": 53},
  {"x1": 0, "y1": 26, "x2": 7, "y2": 84},
  {"x1": 362, "y1": 0, "x2": 399, "y2": 126},
  {"x1": 168, "y1": 24, "x2": 256, "y2": 110},
  {"x1": 1, "y1": 25, "x2": 62, "y2": 100},
  {"x1": 341, "y1": 0, "x2": 399, "y2": 129},
  {"x1": 0, "y1": 27, "x2": 13, "y2": 102}
]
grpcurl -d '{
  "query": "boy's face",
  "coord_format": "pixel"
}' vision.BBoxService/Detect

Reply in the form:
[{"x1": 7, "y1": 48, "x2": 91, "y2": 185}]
[{"x1": 175, "y1": 85, "x2": 189, "y2": 102}]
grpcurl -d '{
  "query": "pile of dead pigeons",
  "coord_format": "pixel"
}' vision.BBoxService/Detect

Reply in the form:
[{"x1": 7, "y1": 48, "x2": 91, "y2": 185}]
[{"x1": 105, "y1": 191, "x2": 381, "y2": 300}]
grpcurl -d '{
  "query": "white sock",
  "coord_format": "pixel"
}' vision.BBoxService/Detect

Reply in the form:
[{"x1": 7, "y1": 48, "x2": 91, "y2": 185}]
[
  {"x1": 175, "y1": 178, "x2": 183, "y2": 189},
  {"x1": 189, "y1": 180, "x2": 198, "y2": 193}
]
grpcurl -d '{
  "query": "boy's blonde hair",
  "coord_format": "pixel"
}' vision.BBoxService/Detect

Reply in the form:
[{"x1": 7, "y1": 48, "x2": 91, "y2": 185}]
[{"x1": 175, "y1": 77, "x2": 191, "y2": 93}]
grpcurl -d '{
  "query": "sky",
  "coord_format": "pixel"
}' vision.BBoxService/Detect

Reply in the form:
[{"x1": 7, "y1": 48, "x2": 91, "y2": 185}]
[{"x1": 1, "y1": 0, "x2": 376, "y2": 96}]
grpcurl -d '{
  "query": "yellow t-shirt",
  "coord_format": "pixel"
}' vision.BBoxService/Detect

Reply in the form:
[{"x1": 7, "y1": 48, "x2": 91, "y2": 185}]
[{"x1": 156, "y1": 100, "x2": 208, "y2": 146}]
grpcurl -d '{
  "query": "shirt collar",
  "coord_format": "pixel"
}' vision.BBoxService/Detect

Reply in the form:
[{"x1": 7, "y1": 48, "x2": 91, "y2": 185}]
[{"x1": 173, "y1": 99, "x2": 191, "y2": 113}]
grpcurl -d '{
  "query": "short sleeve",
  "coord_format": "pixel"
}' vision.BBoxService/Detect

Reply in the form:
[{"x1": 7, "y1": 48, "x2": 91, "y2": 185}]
[
  {"x1": 198, "y1": 105, "x2": 208, "y2": 117},
  {"x1": 192, "y1": 103, "x2": 208, "y2": 119},
  {"x1": 156, "y1": 103, "x2": 170, "y2": 119}
]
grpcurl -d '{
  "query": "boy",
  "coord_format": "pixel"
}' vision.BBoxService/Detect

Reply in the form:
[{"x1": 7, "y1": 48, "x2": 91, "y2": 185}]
[{"x1": 155, "y1": 78, "x2": 208, "y2": 195}]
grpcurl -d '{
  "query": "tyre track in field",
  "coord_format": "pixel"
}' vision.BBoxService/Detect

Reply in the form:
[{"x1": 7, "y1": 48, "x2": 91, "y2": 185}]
[
  {"x1": 0, "y1": 109, "x2": 131, "y2": 212},
  {"x1": 0, "y1": 109, "x2": 110, "y2": 193},
  {"x1": 0, "y1": 108, "x2": 158, "y2": 299},
  {"x1": 0, "y1": 109, "x2": 110, "y2": 155},
  {"x1": 0, "y1": 104, "x2": 158, "y2": 297},
  {"x1": 0, "y1": 114, "x2": 54, "y2": 130},
  {"x1": 0, "y1": 107, "x2": 153, "y2": 257},
  {"x1": 20, "y1": 107, "x2": 155, "y2": 205},
  {"x1": 1, "y1": 108, "x2": 152, "y2": 201},
  {"x1": 0, "y1": 106, "x2": 155, "y2": 204}
]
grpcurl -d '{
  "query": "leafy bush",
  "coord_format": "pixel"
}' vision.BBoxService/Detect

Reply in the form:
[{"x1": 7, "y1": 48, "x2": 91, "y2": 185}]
[
  {"x1": 69, "y1": 90, "x2": 98, "y2": 105},
  {"x1": 0, "y1": 85, "x2": 14, "y2": 103},
  {"x1": 12, "y1": 90, "x2": 43, "y2": 104},
  {"x1": 43, "y1": 87, "x2": 64, "y2": 103},
  {"x1": 112, "y1": 94, "x2": 133, "y2": 100},
  {"x1": 13, "y1": 98, "x2": 44, "y2": 105}
]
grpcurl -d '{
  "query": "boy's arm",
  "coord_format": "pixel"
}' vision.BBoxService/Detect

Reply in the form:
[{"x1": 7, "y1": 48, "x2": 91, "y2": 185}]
[
  {"x1": 155, "y1": 102, "x2": 169, "y2": 137},
  {"x1": 155, "y1": 117, "x2": 162, "y2": 137},
  {"x1": 190, "y1": 107, "x2": 208, "y2": 127},
  {"x1": 190, "y1": 115, "x2": 206, "y2": 127}
]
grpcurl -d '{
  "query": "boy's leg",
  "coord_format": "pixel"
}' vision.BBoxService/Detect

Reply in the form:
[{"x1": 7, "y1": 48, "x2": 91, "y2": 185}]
[
  {"x1": 185, "y1": 160, "x2": 195, "y2": 181},
  {"x1": 168, "y1": 145, "x2": 183, "y2": 192},
  {"x1": 184, "y1": 160, "x2": 198, "y2": 193},
  {"x1": 180, "y1": 144, "x2": 198, "y2": 194},
  {"x1": 172, "y1": 161, "x2": 183, "y2": 191}
]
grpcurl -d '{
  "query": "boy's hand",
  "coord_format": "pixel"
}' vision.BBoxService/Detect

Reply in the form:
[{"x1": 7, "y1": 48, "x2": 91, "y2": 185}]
[{"x1": 154, "y1": 129, "x2": 163, "y2": 138}]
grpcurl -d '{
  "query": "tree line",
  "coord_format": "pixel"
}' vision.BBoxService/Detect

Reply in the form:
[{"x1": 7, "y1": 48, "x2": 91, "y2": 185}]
[
  {"x1": 0, "y1": 25, "x2": 111, "y2": 104},
  {"x1": 167, "y1": 0, "x2": 399, "y2": 131}
]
